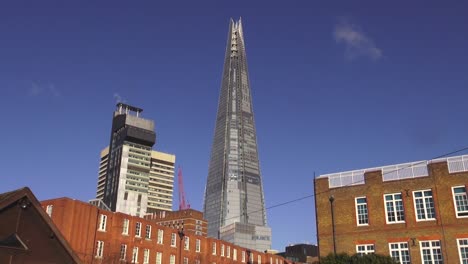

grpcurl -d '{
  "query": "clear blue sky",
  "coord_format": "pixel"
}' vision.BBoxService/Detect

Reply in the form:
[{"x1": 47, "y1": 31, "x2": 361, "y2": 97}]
[{"x1": 1, "y1": 1, "x2": 468, "y2": 250}]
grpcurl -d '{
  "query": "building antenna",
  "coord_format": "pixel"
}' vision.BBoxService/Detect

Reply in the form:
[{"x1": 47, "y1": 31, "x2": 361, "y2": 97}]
[{"x1": 178, "y1": 166, "x2": 190, "y2": 210}]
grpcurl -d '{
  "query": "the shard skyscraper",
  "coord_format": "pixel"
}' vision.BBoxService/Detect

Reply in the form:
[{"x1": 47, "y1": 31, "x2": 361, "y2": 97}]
[{"x1": 203, "y1": 18, "x2": 272, "y2": 251}]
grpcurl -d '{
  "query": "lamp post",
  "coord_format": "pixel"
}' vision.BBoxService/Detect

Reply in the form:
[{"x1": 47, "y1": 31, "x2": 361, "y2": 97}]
[
  {"x1": 329, "y1": 195, "x2": 336, "y2": 255},
  {"x1": 178, "y1": 229, "x2": 185, "y2": 264}
]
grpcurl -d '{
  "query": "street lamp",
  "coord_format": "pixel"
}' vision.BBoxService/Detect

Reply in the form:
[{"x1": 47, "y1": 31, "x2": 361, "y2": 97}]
[
  {"x1": 178, "y1": 229, "x2": 185, "y2": 264},
  {"x1": 329, "y1": 195, "x2": 336, "y2": 255}
]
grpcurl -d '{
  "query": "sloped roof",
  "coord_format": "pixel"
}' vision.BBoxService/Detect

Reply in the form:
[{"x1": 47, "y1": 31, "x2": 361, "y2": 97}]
[{"x1": 0, "y1": 187, "x2": 82, "y2": 263}]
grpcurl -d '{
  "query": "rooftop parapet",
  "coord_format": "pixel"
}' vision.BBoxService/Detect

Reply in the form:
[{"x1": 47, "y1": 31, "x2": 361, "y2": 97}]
[{"x1": 318, "y1": 154, "x2": 468, "y2": 189}]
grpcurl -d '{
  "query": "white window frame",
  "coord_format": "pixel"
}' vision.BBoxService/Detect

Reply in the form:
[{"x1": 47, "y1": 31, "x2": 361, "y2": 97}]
[
  {"x1": 355, "y1": 196, "x2": 369, "y2": 226},
  {"x1": 258, "y1": 255, "x2": 262, "y2": 264},
  {"x1": 46, "y1": 205, "x2": 53, "y2": 217},
  {"x1": 145, "y1": 225, "x2": 151, "y2": 239},
  {"x1": 452, "y1": 186, "x2": 468, "y2": 218},
  {"x1": 171, "y1": 233, "x2": 177, "y2": 247},
  {"x1": 169, "y1": 254, "x2": 176, "y2": 264},
  {"x1": 183, "y1": 257, "x2": 188, "y2": 264},
  {"x1": 242, "y1": 251, "x2": 246, "y2": 262},
  {"x1": 122, "y1": 219, "x2": 129, "y2": 235},
  {"x1": 143, "y1": 248, "x2": 150, "y2": 264},
  {"x1": 413, "y1": 189, "x2": 436, "y2": 221},
  {"x1": 384, "y1": 193, "x2": 405, "y2": 224},
  {"x1": 356, "y1": 244, "x2": 374, "y2": 255},
  {"x1": 98, "y1": 214, "x2": 107, "y2": 231},
  {"x1": 96, "y1": 240, "x2": 104, "y2": 258},
  {"x1": 120, "y1": 244, "x2": 127, "y2": 260},
  {"x1": 212, "y1": 242, "x2": 217, "y2": 255},
  {"x1": 458, "y1": 239, "x2": 468, "y2": 264},
  {"x1": 233, "y1": 248, "x2": 237, "y2": 261},
  {"x1": 227, "y1": 245, "x2": 231, "y2": 258},
  {"x1": 389, "y1": 242, "x2": 410, "y2": 264},
  {"x1": 196, "y1": 239, "x2": 201, "y2": 252},
  {"x1": 132, "y1": 247, "x2": 139, "y2": 263},
  {"x1": 157, "y1": 229, "x2": 164, "y2": 244},
  {"x1": 221, "y1": 244, "x2": 225, "y2": 256},
  {"x1": 135, "y1": 222, "x2": 142, "y2": 237},
  {"x1": 184, "y1": 236, "x2": 190, "y2": 250},
  {"x1": 156, "y1": 252, "x2": 162, "y2": 264},
  {"x1": 420, "y1": 240, "x2": 443, "y2": 264}
]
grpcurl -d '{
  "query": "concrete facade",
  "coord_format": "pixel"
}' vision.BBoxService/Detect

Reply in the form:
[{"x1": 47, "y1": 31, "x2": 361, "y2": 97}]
[
  {"x1": 315, "y1": 155, "x2": 468, "y2": 263},
  {"x1": 41, "y1": 197, "x2": 289, "y2": 264}
]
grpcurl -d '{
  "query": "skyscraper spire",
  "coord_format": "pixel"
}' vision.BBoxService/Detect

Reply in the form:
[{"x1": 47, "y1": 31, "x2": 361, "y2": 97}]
[{"x1": 203, "y1": 18, "x2": 271, "y2": 251}]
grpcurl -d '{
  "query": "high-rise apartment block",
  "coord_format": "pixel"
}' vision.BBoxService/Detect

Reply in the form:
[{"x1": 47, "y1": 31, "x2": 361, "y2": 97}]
[
  {"x1": 315, "y1": 154, "x2": 468, "y2": 263},
  {"x1": 203, "y1": 19, "x2": 271, "y2": 251},
  {"x1": 95, "y1": 103, "x2": 175, "y2": 217}
]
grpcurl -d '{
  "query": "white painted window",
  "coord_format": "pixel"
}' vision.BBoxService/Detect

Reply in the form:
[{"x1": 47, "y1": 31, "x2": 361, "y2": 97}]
[
  {"x1": 242, "y1": 251, "x2": 245, "y2": 262},
  {"x1": 145, "y1": 225, "x2": 151, "y2": 239},
  {"x1": 196, "y1": 239, "x2": 201, "y2": 252},
  {"x1": 233, "y1": 248, "x2": 237, "y2": 260},
  {"x1": 135, "y1": 222, "x2": 142, "y2": 237},
  {"x1": 250, "y1": 252, "x2": 254, "y2": 262},
  {"x1": 258, "y1": 255, "x2": 262, "y2": 264},
  {"x1": 384, "y1": 193, "x2": 405, "y2": 223},
  {"x1": 413, "y1": 190, "x2": 436, "y2": 221},
  {"x1": 221, "y1": 244, "x2": 225, "y2": 256},
  {"x1": 458, "y1": 239, "x2": 468, "y2": 264},
  {"x1": 120, "y1": 244, "x2": 127, "y2": 260},
  {"x1": 212, "y1": 242, "x2": 217, "y2": 255},
  {"x1": 122, "y1": 219, "x2": 129, "y2": 235},
  {"x1": 46, "y1": 205, "x2": 53, "y2": 217},
  {"x1": 157, "y1": 229, "x2": 164, "y2": 244},
  {"x1": 453, "y1": 186, "x2": 468, "y2": 217},
  {"x1": 156, "y1": 252, "x2": 162, "y2": 264},
  {"x1": 98, "y1": 214, "x2": 107, "y2": 231},
  {"x1": 356, "y1": 244, "x2": 374, "y2": 255},
  {"x1": 183, "y1": 257, "x2": 188, "y2": 264},
  {"x1": 143, "y1": 249, "x2": 150, "y2": 264},
  {"x1": 95, "y1": 241, "x2": 104, "y2": 258},
  {"x1": 184, "y1": 236, "x2": 190, "y2": 250},
  {"x1": 420, "y1": 240, "x2": 443, "y2": 264},
  {"x1": 227, "y1": 245, "x2": 231, "y2": 258},
  {"x1": 132, "y1": 247, "x2": 139, "y2": 263},
  {"x1": 355, "y1": 197, "x2": 369, "y2": 225},
  {"x1": 171, "y1": 233, "x2": 177, "y2": 247},
  {"x1": 169, "y1": 254, "x2": 176, "y2": 264},
  {"x1": 389, "y1": 242, "x2": 410, "y2": 264}
]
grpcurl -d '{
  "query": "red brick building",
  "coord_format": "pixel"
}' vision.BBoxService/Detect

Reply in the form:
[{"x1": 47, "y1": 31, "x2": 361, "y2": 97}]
[
  {"x1": 144, "y1": 209, "x2": 207, "y2": 237},
  {"x1": 41, "y1": 197, "x2": 288, "y2": 264},
  {"x1": 315, "y1": 154, "x2": 468, "y2": 263}
]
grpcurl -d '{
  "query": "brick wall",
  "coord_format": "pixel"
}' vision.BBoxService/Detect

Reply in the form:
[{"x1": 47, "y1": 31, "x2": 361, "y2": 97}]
[
  {"x1": 315, "y1": 160, "x2": 468, "y2": 263},
  {"x1": 40, "y1": 198, "x2": 288, "y2": 264}
]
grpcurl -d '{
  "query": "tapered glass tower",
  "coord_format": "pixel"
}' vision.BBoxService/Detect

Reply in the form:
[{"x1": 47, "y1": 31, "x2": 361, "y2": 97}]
[{"x1": 203, "y1": 18, "x2": 271, "y2": 251}]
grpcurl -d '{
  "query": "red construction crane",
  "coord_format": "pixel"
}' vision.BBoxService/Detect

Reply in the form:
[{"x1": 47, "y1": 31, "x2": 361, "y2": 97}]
[{"x1": 178, "y1": 167, "x2": 190, "y2": 210}]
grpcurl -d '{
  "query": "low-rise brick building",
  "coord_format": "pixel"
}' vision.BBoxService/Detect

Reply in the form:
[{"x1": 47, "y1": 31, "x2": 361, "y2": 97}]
[
  {"x1": 144, "y1": 209, "x2": 207, "y2": 237},
  {"x1": 41, "y1": 197, "x2": 288, "y2": 264},
  {"x1": 315, "y1": 154, "x2": 468, "y2": 263}
]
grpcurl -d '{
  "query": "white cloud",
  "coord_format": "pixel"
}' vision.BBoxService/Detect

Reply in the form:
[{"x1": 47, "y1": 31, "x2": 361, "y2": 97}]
[
  {"x1": 334, "y1": 20, "x2": 382, "y2": 61},
  {"x1": 29, "y1": 81, "x2": 61, "y2": 97}
]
